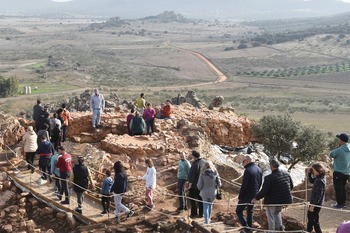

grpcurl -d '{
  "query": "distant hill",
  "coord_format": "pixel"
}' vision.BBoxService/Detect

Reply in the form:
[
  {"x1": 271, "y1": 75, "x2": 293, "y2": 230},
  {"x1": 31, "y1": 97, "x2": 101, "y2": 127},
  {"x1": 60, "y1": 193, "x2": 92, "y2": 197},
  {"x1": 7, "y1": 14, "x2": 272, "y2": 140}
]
[
  {"x1": 140, "y1": 11, "x2": 193, "y2": 23},
  {"x1": 90, "y1": 17, "x2": 130, "y2": 29}
]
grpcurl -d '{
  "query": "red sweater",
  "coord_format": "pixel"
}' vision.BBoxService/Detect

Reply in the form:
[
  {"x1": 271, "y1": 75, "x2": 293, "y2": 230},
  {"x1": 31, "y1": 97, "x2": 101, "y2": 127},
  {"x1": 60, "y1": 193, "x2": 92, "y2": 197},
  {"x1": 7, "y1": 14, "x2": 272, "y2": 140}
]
[
  {"x1": 161, "y1": 105, "x2": 172, "y2": 118},
  {"x1": 55, "y1": 153, "x2": 72, "y2": 173}
]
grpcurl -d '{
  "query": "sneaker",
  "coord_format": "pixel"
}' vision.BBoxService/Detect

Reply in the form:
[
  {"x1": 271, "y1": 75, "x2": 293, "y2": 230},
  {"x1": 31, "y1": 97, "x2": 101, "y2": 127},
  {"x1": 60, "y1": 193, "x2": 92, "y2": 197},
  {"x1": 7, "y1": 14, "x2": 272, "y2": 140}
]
[
  {"x1": 127, "y1": 210, "x2": 134, "y2": 218},
  {"x1": 49, "y1": 176, "x2": 53, "y2": 183},
  {"x1": 189, "y1": 214, "x2": 198, "y2": 219},
  {"x1": 177, "y1": 208, "x2": 184, "y2": 213},
  {"x1": 115, "y1": 215, "x2": 120, "y2": 221},
  {"x1": 61, "y1": 200, "x2": 69, "y2": 205},
  {"x1": 101, "y1": 210, "x2": 107, "y2": 214},
  {"x1": 41, "y1": 176, "x2": 47, "y2": 180},
  {"x1": 331, "y1": 203, "x2": 345, "y2": 209},
  {"x1": 75, "y1": 208, "x2": 82, "y2": 214},
  {"x1": 197, "y1": 214, "x2": 204, "y2": 218}
]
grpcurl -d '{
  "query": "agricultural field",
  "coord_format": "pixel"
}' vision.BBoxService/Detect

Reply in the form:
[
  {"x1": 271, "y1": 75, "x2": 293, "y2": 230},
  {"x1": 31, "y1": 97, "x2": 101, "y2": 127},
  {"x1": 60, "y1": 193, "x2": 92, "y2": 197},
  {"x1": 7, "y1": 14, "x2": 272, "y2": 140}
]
[{"x1": 0, "y1": 14, "x2": 349, "y2": 133}]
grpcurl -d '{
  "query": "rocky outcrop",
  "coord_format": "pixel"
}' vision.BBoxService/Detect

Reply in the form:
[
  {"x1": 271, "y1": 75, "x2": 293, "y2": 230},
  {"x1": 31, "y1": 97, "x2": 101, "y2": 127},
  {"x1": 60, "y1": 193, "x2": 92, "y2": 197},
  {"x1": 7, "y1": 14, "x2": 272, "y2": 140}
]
[
  {"x1": 209, "y1": 96, "x2": 224, "y2": 110},
  {"x1": 171, "y1": 91, "x2": 207, "y2": 109},
  {"x1": 0, "y1": 114, "x2": 27, "y2": 153}
]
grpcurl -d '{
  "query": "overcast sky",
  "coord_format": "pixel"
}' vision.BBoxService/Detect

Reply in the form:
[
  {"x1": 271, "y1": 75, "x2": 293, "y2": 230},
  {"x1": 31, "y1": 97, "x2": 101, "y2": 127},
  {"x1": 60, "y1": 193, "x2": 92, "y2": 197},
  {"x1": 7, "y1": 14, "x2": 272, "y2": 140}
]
[{"x1": 1, "y1": 0, "x2": 350, "y2": 20}]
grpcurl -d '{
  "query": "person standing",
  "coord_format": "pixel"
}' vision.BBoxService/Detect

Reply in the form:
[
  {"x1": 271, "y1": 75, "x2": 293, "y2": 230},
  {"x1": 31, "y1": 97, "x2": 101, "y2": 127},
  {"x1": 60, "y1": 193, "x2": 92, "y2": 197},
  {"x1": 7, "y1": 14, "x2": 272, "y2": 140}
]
[
  {"x1": 306, "y1": 163, "x2": 326, "y2": 233},
  {"x1": 143, "y1": 103, "x2": 156, "y2": 135},
  {"x1": 37, "y1": 123, "x2": 50, "y2": 146},
  {"x1": 101, "y1": 170, "x2": 113, "y2": 214},
  {"x1": 50, "y1": 113, "x2": 62, "y2": 149},
  {"x1": 188, "y1": 150, "x2": 206, "y2": 218},
  {"x1": 330, "y1": 133, "x2": 350, "y2": 209},
  {"x1": 90, "y1": 89, "x2": 105, "y2": 129},
  {"x1": 251, "y1": 158, "x2": 293, "y2": 232},
  {"x1": 60, "y1": 104, "x2": 71, "y2": 142},
  {"x1": 22, "y1": 126, "x2": 37, "y2": 172},
  {"x1": 177, "y1": 152, "x2": 191, "y2": 213},
  {"x1": 70, "y1": 156, "x2": 94, "y2": 214},
  {"x1": 197, "y1": 161, "x2": 221, "y2": 225},
  {"x1": 37, "y1": 112, "x2": 50, "y2": 136},
  {"x1": 236, "y1": 156, "x2": 262, "y2": 232},
  {"x1": 126, "y1": 109, "x2": 135, "y2": 135},
  {"x1": 160, "y1": 100, "x2": 172, "y2": 119},
  {"x1": 55, "y1": 146, "x2": 72, "y2": 205},
  {"x1": 33, "y1": 99, "x2": 44, "y2": 131},
  {"x1": 51, "y1": 151, "x2": 62, "y2": 194},
  {"x1": 130, "y1": 112, "x2": 145, "y2": 136},
  {"x1": 134, "y1": 93, "x2": 146, "y2": 116},
  {"x1": 141, "y1": 159, "x2": 157, "y2": 210},
  {"x1": 111, "y1": 161, "x2": 134, "y2": 220},
  {"x1": 36, "y1": 135, "x2": 54, "y2": 182}
]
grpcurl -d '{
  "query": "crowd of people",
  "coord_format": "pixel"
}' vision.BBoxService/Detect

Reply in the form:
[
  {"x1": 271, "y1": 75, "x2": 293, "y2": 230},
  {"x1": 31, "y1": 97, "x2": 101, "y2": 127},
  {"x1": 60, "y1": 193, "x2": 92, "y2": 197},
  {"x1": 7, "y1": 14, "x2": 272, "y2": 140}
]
[{"x1": 21, "y1": 92, "x2": 350, "y2": 232}]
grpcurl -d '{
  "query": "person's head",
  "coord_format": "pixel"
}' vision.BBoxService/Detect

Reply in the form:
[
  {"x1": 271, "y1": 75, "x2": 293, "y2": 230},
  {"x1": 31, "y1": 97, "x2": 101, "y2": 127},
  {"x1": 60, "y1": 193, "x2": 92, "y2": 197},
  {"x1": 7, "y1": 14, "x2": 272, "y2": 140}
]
[
  {"x1": 135, "y1": 111, "x2": 139, "y2": 116},
  {"x1": 192, "y1": 150, "x2": 200, "y2": 160},
  {"x1": 57, "y1": 146, "x2": 65, "y2": 154},
  {"x1": 242, "y1": 155, "x2": 252, "y2": 167},
  {"x1": 269, "y1": 158, "x2": 280, "y2": 171},
  {"x1": 44, "y1": 112, "x2": 50, "y2": 119},
  {"x1": 106, "y1": 170, "x2": 111, "y2": 177},
  {"x1": 201, "y1": 160, "x2": 217, "y2": 175},
  {"x1": 140, "y1": 93, "x2": 144, "y2": 98},
  {"x1": 114, "y1": 161, "x2": 124, "y2": 174},
  {"x1": 94, "y1": 89, "x2": 99, "y2": 96},
  {"x1": 147, "y1": 103, "x2": 152, "y2": 108},
  {"x1": 27, "y1": 126, "x2": 34, "y2": 132},
  {"x1": 41, "y1": 135, "x2": 48, "y2": 142},
  {"x1": 37, "y1": 99, "x2": 42, "y2": 105},
  {"x1": 44, "y1": 106, "x2": 49, "y2": 112},
  {"x1": 53, "y1": 113, "x2": 58, "y2": 119},
  {"x1": 179, "y1": 152, "x2": 186, "y2": 161},
  {"x1": 131, "y1": 109, "x2": 135, "y2": 114},
  {"x1": 42, "y1": 123, "x2": 49, "y2": 130},
  {"x1": 57, "y1": 108, "x2": 63, "y2": 114},
  {"x1": 77, "y1": 156, "x2": 84, "y2": 165},
  {"x1": 145, "y1": 159, "x2": 154, "y2": 167},
  {"x1": 311, "y1": 163, "x2": 327, "y2": 176},
  {"x1": 336, "y1": 133, "x2": 349, "y2": 145},
  {"x1": 61, "y1": 103, "x2": 67, "y2": 109},
  {"x1": 166, "y1": 100, "x2": 171, "y2": 106}
]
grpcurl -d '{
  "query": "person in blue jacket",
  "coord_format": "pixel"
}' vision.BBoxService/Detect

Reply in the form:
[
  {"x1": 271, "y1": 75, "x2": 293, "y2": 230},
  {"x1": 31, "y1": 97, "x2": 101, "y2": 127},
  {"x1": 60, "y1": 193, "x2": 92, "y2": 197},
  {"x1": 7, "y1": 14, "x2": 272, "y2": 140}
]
[
  {"x1": 101, "y1": 170, "x2": 113, "y2": 214},
  {"x1": 111, "y1": 161, "x2": 134, "y2": 220}
]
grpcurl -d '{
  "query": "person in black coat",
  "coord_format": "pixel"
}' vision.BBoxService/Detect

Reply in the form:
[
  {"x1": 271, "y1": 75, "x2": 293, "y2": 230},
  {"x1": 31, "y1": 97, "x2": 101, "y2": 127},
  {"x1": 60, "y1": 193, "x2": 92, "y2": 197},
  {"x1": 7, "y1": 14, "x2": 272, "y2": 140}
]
[
  {"x1": 111, "y1": 161, "x2": 134, "y2": 221},
  {"x1": 236, "y1": 156, "x2": 262, "y2": 232},
  {"x1": 251, "y1": 158, "x2": 293, "y2": 232},
  {"x1": 188, "y1": 150, "x2": 206, "y2": 219}
]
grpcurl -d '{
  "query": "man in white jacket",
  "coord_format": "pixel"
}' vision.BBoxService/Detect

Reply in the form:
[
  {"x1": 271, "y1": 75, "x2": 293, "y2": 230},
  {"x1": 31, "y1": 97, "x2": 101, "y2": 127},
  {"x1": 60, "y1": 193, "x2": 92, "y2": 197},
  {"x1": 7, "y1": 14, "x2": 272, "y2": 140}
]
[{"x1": 141, "y1": 159, "x2": 156, "y2": 210}]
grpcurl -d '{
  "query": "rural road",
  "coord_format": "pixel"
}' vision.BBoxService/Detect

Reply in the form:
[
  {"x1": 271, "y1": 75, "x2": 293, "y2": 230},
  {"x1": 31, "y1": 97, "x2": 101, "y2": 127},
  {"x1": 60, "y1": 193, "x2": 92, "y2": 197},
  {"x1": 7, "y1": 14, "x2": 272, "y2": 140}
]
[{"x1": 163, "y1": 42, "x2": 228, "y2": 89}]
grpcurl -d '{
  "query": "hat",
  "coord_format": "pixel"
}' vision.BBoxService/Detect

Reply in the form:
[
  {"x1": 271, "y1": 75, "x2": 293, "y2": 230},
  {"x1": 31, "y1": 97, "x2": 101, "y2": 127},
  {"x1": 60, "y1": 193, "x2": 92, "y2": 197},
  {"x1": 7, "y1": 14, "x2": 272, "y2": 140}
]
[
  {"x1": 27, "y1": 126, "x2": 33, "y2": 132},
  {"x1": 336, "y1": 133, "x2": 349, "y2": 143}
]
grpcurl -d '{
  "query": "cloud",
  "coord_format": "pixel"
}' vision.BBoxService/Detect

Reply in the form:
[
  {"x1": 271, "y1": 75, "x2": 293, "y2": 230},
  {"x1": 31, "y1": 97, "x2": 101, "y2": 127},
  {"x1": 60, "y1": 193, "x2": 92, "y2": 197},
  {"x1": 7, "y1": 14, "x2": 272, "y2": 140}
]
[{"x1": 339, "y1": 0, "x2": 350, "y2": 3}]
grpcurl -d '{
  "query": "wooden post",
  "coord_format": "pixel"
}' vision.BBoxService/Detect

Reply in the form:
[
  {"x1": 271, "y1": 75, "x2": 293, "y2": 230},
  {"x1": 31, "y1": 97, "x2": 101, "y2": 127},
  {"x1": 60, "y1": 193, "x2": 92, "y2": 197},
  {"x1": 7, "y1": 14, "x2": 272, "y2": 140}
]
[
  {"x1": 192, "y1": 221, "x2": 211, "y2": 233},
  {"x1": 176, "y1": 219, "x2": 194, "y2": 231}
]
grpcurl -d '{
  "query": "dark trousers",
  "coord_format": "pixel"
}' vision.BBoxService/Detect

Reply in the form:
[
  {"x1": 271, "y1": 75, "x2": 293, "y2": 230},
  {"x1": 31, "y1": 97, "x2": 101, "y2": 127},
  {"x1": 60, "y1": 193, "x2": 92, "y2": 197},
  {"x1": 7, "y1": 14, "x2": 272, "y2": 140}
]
[
  {"x1": 62, "y1": 126, "x2": 68, "y2": 142},
  {"x1": 146, "y1": 119, "x2": 154, "y2": 134},
  {"x1": 39, "y1": 156, "x2": 51, "y2": 179},
  {"x1": 102, "y1": 196, "x2": 111, "y2": 211},
  {"x1": 333, "y1": 171, "x2": 349, "y2": 205},
  {"x1": 25, "y1": 152, "x2": 36, "y2": 170},
  {"x1": 132, "y1": 132, "x2": 143, "y2": 136},
  {"x1": 307, "y1": 207, "x2": 322, "y2": 233},
  {"x1": 54, "y1": 174, "x2": 61, "y2": 191},
  {"x1": 59, "y1": 172, "x2": 71, "y2": 200},
  {"x1": 51, "y1": 135, "x2": 61, "y2": 150},
  {"x1": 76, "y1": 191, "x2": 84, "y2": 210},
  {"x1": 189, "y1": 188, "x2": 203, "y2": 216},
  {"x1": 178, "y1": 179, "x2": 188, "y2": 210},
  {"x1": 236, "y1": 201, "x2": 254, "y2": 227}
]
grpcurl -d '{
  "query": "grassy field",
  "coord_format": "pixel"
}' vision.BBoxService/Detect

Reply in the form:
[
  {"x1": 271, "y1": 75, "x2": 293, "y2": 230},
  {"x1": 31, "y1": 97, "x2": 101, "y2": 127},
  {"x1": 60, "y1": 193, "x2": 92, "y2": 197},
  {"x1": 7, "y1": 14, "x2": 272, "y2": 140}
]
[{"x1": 0, "y1": 16, "x2": 349, "y2": 134}]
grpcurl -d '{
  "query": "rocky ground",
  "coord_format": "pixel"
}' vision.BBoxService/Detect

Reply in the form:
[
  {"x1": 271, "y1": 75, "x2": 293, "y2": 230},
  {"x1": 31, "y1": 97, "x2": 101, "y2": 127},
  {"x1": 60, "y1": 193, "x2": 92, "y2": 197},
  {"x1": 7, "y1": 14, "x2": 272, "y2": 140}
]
[{"x1": 0, "y1": 92, "x2": 348, "y2": 232}]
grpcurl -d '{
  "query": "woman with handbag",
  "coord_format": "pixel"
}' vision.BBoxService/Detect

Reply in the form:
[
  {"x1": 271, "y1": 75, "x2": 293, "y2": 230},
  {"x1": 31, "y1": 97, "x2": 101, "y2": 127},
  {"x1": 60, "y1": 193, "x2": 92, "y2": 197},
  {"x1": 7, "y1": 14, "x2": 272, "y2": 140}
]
[{"x1": 197, "y1": 160, "x2": 222, "y2": 224}]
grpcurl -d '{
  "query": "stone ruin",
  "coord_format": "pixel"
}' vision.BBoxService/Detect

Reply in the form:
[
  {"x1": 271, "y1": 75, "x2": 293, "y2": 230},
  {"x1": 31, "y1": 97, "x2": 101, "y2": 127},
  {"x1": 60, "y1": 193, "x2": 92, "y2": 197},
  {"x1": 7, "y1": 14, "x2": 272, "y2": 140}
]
[{"x1": 171, "y1": 90, "x2": 207, "y2": 109}]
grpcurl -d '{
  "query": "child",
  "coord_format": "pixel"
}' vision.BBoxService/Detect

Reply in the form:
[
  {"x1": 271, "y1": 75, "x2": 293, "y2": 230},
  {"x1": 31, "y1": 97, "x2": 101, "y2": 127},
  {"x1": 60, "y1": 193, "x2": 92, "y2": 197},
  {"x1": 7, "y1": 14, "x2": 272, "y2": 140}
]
[
  {"x1": 307, "y1": 163, "x2": 326, "y2": 233},
  {"x1": 141, "y1": 159, "x2": 157, "y2": 210},
  {"x1": 101, "y1": 170, "x2": 113, "y2": 214}
]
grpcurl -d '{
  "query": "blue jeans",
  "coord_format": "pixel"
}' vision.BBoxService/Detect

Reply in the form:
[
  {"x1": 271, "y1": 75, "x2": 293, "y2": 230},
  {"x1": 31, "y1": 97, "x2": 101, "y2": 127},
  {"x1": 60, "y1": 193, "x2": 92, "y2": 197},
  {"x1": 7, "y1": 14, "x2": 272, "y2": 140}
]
[
  {"x1": 146, "y1": 118, "x2": 154, "y2": 134},
  {"x1": 236, "y1": 201, "x2": 254, "y2": 227},
  {"x1": 92, "y1": 108, "x2": 102, "y2": 127},
  {"x1": 62, "y1": 125, "x2": 68, "y2": 142},
  {"x1": 203, "y1": 198, "x2": 214, "y2": 224}
]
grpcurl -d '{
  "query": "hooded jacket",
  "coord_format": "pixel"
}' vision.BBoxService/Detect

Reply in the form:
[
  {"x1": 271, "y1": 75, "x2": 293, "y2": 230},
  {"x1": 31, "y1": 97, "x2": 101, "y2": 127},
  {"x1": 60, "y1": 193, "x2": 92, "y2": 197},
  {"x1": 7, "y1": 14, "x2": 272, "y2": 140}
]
[
  {"x1": 309, "y1": 173, "x2": 326, "y2": 206},
  {"x1": 101, "y1": 177, "x2": 114, "y2": 195},
  {"x1": 197, "y1": 169, "x2": 222, "y2": 199},
  {"x1": 23, "y1": 131, "x2": 38, "y2": 153},
  {"x1": 330, "y1": 144, "x2": 350, "y2": 175}
]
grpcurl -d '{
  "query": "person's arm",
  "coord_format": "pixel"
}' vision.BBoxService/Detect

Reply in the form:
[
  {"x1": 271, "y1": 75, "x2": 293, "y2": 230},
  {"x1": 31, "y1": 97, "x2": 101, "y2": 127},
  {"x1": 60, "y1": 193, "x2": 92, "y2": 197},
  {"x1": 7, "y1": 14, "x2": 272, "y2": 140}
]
[
  {"x1": 187, "y1": 164, "x2": 196, "y2": 189},
  {"x1": 142, "y1": 170, "x2": 147, "y2": 180},
  {"x1": 238, "y1": 170, "x2": 250, "y2": 200},
  {"x1": 217, "y1": 174, "x2": 222, "y2": 187},
  {"x1": 197, "y1": 174, "x2": 203, "y2": 190},
  {"x1": 149, "y1": 167, "x2": 156, "y2": 188},
  {"x1": 90, "y1": 96, "x2": 93, "y2": 111},
  {"x1": 142, "y1": 100, "x2": 146, "y2": 109},
  {"x1": 36, "y1": 144, "x2": 41, "y2": 154},
  {"x1": 55, "y1": 157, "x2": 61, "y2": 168},
  {"x1": 308, "y1": 172, "x2": 315, "y2": 184},
  {"x1": 255, "y1": 176, "x2": 271, "y2": 201}
]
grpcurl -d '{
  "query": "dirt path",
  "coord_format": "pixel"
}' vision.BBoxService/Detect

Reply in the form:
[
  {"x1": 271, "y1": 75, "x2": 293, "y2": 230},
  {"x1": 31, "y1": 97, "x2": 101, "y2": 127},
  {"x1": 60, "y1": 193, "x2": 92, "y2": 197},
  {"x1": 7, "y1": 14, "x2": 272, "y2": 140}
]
[{"x1": 163, "y1": 42, "x2": 228, "y2": 89}]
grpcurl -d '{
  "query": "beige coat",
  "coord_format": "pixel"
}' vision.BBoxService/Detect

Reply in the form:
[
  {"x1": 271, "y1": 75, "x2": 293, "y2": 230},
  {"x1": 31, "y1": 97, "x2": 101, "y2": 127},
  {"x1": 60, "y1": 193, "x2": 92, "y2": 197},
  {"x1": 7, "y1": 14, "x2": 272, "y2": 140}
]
[{"x1": 23, "y1": 131, "x2": 38, "y2": 153}]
